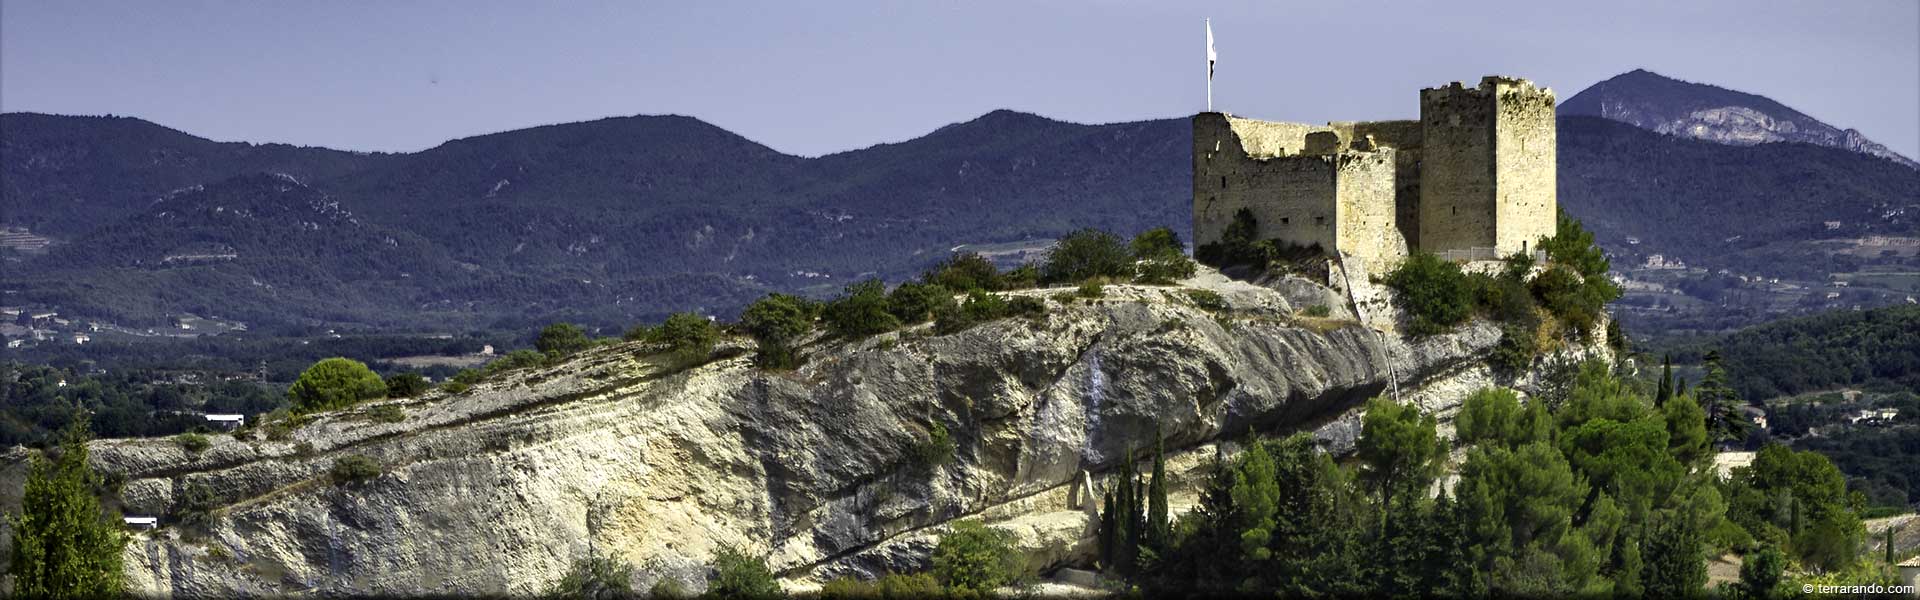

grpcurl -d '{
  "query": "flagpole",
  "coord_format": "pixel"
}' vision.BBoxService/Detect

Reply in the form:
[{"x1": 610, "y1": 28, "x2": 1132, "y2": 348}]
[{"x1": 1205, "y1": 18, "x2": 1212, "y2": 112}]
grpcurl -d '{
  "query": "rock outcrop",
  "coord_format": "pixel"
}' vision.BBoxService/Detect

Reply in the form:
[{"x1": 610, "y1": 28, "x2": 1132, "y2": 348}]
[{"x1": 0, "y1": 272, "x2": 1598, "y2": 596}]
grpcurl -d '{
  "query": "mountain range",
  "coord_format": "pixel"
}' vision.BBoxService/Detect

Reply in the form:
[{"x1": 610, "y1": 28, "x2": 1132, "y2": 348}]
[{"x1": 3, "y1": 70, "x2": 1916, "y2": 335}]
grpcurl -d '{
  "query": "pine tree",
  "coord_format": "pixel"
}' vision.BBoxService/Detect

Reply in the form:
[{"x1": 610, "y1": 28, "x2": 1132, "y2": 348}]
[
  {"x1": 1147, "y1": 432, "x2": 1170, "y2": 550},
  {"x1": 9, "y1": 417, "x2": 127, "y2": 598}
]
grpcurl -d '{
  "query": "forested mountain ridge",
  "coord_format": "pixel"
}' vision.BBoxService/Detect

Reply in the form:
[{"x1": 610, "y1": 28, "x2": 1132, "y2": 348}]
[
  {"x1": 0, "y1": 113, "x2": 391, "y2": 237},
  {"x1": 1556, "y1": 115, "x2": 1920, "y2": 272}
]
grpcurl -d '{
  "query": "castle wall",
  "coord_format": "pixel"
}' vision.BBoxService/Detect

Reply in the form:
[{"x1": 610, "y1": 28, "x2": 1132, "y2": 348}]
[
  {"x1": 1333, "y1": 150, "x2": 1408, "y2": 267},
  {"x1": 1193, "y1": 114, "x2": 1339, "y2": 250},
  {"x1": 1419, "y1": 82, "x2": 1499, "y2": 254},
  {"x1": 1491, "y1": 80, "x2": 1557, "y2": 255},
  {"x1": 1348, "y1": 120, "x2": 1425, "y2": 249}
]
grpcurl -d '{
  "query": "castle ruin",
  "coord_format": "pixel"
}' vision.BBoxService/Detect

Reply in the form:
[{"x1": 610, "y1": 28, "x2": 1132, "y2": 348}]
[{"x1": 1192, "y1": 75, "x2": 1558, "y2": 272}]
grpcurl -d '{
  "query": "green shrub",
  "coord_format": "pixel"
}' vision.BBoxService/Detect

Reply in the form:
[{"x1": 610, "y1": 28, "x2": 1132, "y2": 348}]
[
  {"x1": 496, "y1": 349, "x2": 547, "y2": 371},
  {"x1": 1530, "y1": 266, "x2": 1608, "y2": 336},
  {"x1": 1303, "y1": 304, "x2": 1331, "y2": 318},
  {"x1": 174, "y1": 481, "x2": 220, "y2": 527},
  {"x1": 821, "y1": 573, "x2": 942, "y2": 600},
  {"x1": 1134, "y1": 255, "x2": 1196, "y2": 285},
  {"x1": 923, "y1": 252, "x2": 1003, "y2": 292},
  {"x1": 1490, "y1": 323, "x2": 1539, "y2": 374},
  {"x1": 824, "y1": 279, "x2": 903, "y2": 339},
  {"x1": 1043, "y1": 229, "x2": 1133, "y2": 285},
  {"x1": 441, "y1": 381, "x2": 471, "y2": 395},
  {"x1": 1049, "y1": 292, "x2": 1077, "y2": 305},
  {"x1": 1186, "y1": 289, "x2": 1226, "y2": 312},
  {"x1": 1382, "y1": 253, "x2": 1474, "y2": 336},
  {"x1": 535, "y1": 323, "x2": 593, "y2": 356},
  {"x1": 1076, "y1": 281, "x2": 1105, "y2": 299},
  {"x1": 742, "y1": 293, "x2": 818, "y2": 369},
  {"x1": 708, "y1": 544, "x2": 782, "y2": 599},
  {"x1": 384, "y1": 372, "x2": 429, "y2": 398},
  {"x1": 1006, "y1": 296, "x2": 1046, "y2": 318},
  {"x1": 648, "y1": 578, "x2": 690, "y2": 600},
  {"x1": 367, "y1": 404, "x2": 405, "y2": 424},
  {"x1": 287, "y1": 357, "x2": 387, "y2": 413},
  {"x1": 329, "y1": 455, "x2": 383, "y2": 484},
  {"x1": 1001, "y1": 263, "x2": 1041, "y2": 289},
  {"x1": 913, "y1": 422, "x2": 957, "y2": 470},
  {"x1": 1131, "y1": 227, "x2": 1186, "y2": 258},
  {"x1": 648, "y1": 312, "x2": 721, "y2": 364},
  {"x1": 932, "y1": 520, "x2": 1023, "y2": 594},
  {"x1": 547, "y1": 556, "x2": 633, "y2": 599},
  {"x1": 886, "y1": 282, "x2": 955, "y2": 324},
  {"x1": 1131, "y1": 227, "x2": 1195, "y2": 284},
  {"x1": 175, "y1": 432, "x2": 211, "y2": 453}
]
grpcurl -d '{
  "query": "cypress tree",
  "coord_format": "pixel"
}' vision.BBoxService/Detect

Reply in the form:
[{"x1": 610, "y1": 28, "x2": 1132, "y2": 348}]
[
  {"x1": 1116, "y1": 446, "x2": 1140, "y2": 576},
  {"x1": 9, "y1": 417, "x2": 127, "y2": 598},
  {"x1": 1147, "y1": 432, "x2": 1170, "y2": 550},
  {"x1": 1656, "y1": 354, "x2": 1674, "y2": 407},
  {"x1": 1100, "y1": 489, "x2": 1117, "y2": 569},
  {"x1": 1888, "y1": 526, "x2": 1896, "y2": 565}
]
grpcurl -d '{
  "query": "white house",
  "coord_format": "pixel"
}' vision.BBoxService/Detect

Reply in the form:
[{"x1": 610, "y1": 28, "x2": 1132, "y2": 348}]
[
  {"x1": 1900, "y1": 556, "x2": 1920, "y2": 596},
  {"x1": 123, "y1": 516, "x2": 158, "y2": 530},
  {"x1": 205, "y1": 414, "x2": 245, "y2": 431}
]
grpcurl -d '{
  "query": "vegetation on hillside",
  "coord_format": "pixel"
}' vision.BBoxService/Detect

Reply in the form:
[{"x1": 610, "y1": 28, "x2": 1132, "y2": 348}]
[
  {"x1": 1094, "y1": 360, "x2": 1878, "y2": 597},
  {"x1": 7, "y1": 418, "x2": 127, "y2": 598}
]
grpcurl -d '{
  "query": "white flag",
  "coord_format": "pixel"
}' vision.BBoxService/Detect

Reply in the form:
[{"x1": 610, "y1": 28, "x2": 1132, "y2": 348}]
[{"x1": 1206, "y1": 19, "x2": 1216, "y2": 80}]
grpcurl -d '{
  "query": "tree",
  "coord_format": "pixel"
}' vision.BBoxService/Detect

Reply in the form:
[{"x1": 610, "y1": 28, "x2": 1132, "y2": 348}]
[
  {"x1": 287, "y1": 357, "x2": 387, "y2": 413},
  {"x1": 823, "y1": 279, "x2": 902, "y2": 338},
  {"x1": 932, "y1": 520, "x2": 1023, "y2": 594},
  {"x1": 1657, "y1": 355, "x2": 1675, "y2": 407},
  {"x1": 1738, "y1": 544, "x2": 1784, "y2": 598},
  {"x1": 1130, "y1": 227, "x2": 1186, "y2": 259},
  {"x1": 384, "y1": 372, "x2": 429, "y2": 398},
  {"x1": 1664, "y1": 394, "x2": 1711, "y2": 466},
  {"x1": 1147, "y1": 432, "x2": 1170, "y2": 550},
  {"x1": 647, "y1": 312, "x2": 720, "y2": 365},
  {"x1": 885, "y1": 282, "x2": 954, "y2": 325},
  {"x1": 536, "y1": 323, "x2": 592, "y2": 356},
  {"x1": 9, "y1": 418, "x2": 127, "y2": 598},
  {"x1": 1132, "y1": 228, "x2": 1196, "y2": 284},
  {"x1": 741, "y1": 293, "x2": 818, "y2": 369},
  {"x1": 922, "y1": 252, "x2": 1003, "y2": 293},
  {"x1": 1639, "y1": 513, "x2": 1707, "y2": 597},
  {"x1": 1697, "y1": 350, "x2": 1745, "y2": 443},
  {"x1": 1042, "y1": 228, "x2": 1133, "y2": 284},
  {"x1": 708, "y1": 544, "x2": 782, "y2": 599},
  {"x1": 1539, "y1": 210, "x2": 1610, "y2": 279},
  {"x1": 1356, "y1": 397, "x2": 1444, "y2": 530}
]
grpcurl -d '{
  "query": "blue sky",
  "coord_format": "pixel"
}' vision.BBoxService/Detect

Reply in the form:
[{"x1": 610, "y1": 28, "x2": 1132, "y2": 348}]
[{"x1": 4, "y1": 0, "x2": 1915, "y2": 158}]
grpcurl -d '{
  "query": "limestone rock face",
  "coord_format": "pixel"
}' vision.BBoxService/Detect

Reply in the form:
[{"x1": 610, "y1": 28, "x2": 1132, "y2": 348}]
[{"x1": 1, "y1": 275, "x2": 1583, "y2": 596}]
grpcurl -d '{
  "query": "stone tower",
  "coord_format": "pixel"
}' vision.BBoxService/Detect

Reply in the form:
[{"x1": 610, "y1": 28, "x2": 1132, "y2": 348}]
[{"x1": 1418, "y1": 76, "x2": 1558, "y2": 257}]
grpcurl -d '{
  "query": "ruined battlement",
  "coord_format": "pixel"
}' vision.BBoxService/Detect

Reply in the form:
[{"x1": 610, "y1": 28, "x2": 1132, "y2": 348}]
[{"x1": 1193, "y1": 75, "x2": 1557, "y2": 271}]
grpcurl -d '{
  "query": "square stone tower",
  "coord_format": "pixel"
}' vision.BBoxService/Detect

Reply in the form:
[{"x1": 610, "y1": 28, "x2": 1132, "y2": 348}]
[{"x1": 1418, "y1": 76, "x2": 1557, "y2": 258}]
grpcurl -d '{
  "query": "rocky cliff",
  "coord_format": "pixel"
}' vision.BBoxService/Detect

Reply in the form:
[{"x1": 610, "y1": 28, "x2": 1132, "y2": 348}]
[
  {"x1": 1560, "y1": 69, "x2": 1919, "y2": 169},
  {"x1": 0, "y1": 271, "x2": 1603, "y2": 596}
]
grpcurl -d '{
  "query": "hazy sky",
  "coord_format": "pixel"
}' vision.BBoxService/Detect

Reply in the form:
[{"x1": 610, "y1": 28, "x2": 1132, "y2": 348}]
[{"x1": 4, "y1": 0, "x2": 1916, "y2": 158}]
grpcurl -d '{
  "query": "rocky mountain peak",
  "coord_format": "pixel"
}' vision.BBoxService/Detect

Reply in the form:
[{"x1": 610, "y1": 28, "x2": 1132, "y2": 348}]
[{"x1": 1560, "y1": 69, "x2": 1918, "y2": 169}]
